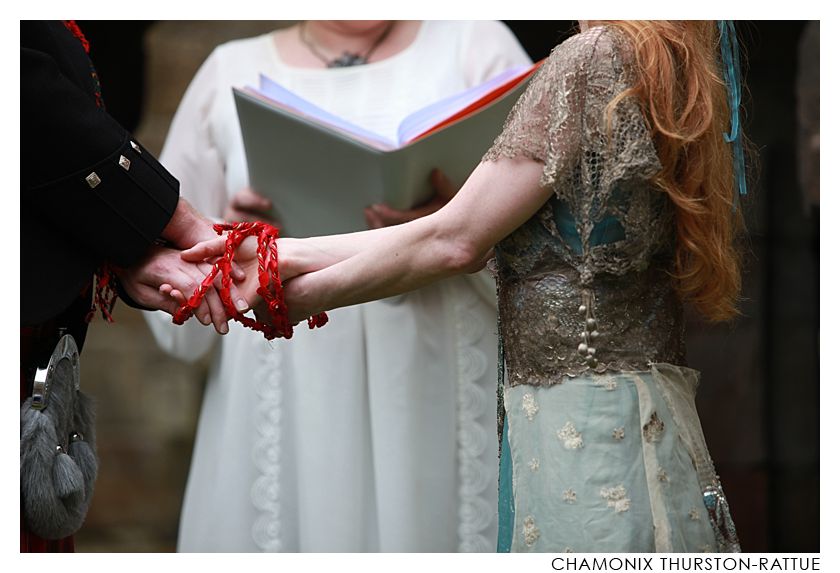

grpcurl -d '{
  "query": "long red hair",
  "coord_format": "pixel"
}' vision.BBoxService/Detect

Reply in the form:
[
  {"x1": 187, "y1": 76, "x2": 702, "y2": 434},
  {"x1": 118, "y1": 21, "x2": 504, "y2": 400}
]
[{"x1": 600, "y1": 20, "x2": 745, "y2": 322}]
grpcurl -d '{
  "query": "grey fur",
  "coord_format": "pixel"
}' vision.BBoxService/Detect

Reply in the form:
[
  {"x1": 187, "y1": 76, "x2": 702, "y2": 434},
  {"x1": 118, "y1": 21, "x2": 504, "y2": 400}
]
[
  {"x1": 52, "y1": 452, "x2": 84, "y2": 498},
  {"x1": 20, "y1": 354, "x2": 97, "y2": 540}
]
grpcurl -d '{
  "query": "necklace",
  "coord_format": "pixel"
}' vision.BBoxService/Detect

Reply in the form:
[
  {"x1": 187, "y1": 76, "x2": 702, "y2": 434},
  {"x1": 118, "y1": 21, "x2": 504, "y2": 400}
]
[{"x1": 300, "y1": 21, "x2": 396, "y2": 68}]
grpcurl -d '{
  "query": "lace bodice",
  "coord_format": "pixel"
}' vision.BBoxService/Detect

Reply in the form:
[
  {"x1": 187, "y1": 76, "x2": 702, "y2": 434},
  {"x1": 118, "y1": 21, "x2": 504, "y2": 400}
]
[{"x1": 483, "y1": 26, "x2": 686, "y2": 385}]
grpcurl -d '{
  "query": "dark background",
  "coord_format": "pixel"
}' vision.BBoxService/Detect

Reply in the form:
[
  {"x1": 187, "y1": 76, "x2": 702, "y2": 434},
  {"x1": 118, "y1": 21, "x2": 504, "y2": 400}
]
[{"x1": 75, "y1": 20, "x2": 819, "y2": 552}]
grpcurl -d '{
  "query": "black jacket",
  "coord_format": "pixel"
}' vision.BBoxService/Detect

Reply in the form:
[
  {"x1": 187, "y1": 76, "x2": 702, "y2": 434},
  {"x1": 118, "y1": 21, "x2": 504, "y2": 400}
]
[{"x1": 21, "y1": 21, "x2": 180, "y2": 328}]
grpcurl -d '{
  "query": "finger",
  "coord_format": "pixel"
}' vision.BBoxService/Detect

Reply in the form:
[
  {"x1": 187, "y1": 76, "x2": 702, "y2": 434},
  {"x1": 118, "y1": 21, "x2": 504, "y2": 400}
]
[
  {"x1": 231, "y1": 261, "x2": 247, "y2": 281},
  {"x1": 430, "y1": 168, "x2": 458, "y2": 199},
  {"x1": 192, "y1": 262, "x2": 231, "y2": 333},
  {"x1": 369, "y1": 203, "x2": 410, "y2": 225},
  {"x1": 137, "y1": 285, "x2": 180, "y2": 316},
  {"x1": 169, "y1": 289, "x2": 188, "y2": 304},
  {"x1": 370, "y1": 199, "x2": 443, "y2": 225},
  {"x1": 182, "y1": 237, "x2": 227, "y2": 262},
  {"x1": 203, "y1": 288, "x2": 230, "y2": 335},
  {"x1": 364, "y1": 206, "x2": 385, "y2": 229},
  {"x1": 176, "y1": 271, "x2": 210, "y2": 325},
  {"x1": 227, "y1": 283, "x2": 251, "y2": 313},
  {"x1": 235, "y1": 187, "x2": 273, "y2": 211},
  {"x1": 225, "y1": 207, "x2": 266, "y2": 224},
  {"x1": 159, "y1": 284, "x2": 174, "y2": 296}
]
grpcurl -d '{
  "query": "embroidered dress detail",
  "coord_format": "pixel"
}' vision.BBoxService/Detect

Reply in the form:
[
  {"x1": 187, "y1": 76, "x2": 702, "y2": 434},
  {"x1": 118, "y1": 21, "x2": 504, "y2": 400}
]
[
  {"x1": 522, "y1": 516, "x2": 540, "y2": 548},
  {"x1": 522, "y1": 393, "x2": 539, "y2": 421},
  {"x1": 643, "y1": 412, "x2": 665, "y2": 443},
  {"x1": 557, "y1": 421, "x2": 584, "y2": 450},
  {"x1": 485, "y1": 25, "x2": 740, "y2": 553},
  {"x1": 600, "y1": 485, "x2": 631, "y2": 513}
]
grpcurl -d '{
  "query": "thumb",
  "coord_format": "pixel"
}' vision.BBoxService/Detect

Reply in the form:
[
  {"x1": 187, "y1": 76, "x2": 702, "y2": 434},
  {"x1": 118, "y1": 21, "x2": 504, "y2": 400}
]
[{"x1": 182, "y1": 237, "x2": 227, "y2": 262}]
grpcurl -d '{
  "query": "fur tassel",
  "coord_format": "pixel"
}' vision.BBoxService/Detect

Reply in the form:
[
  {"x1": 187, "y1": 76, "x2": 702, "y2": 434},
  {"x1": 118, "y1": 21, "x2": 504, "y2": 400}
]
[
  {"x1": 68, "y1": 439, "x2": 98, "y2": 497},
  {"x1": 52, "y1": 451, "x2": 84, "y2": 500}
]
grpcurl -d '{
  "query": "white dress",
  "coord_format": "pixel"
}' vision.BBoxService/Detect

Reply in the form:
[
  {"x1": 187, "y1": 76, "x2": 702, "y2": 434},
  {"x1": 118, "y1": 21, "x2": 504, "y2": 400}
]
[{"x1": 145, "y1": 21, "x2": 531, "y2": 552}]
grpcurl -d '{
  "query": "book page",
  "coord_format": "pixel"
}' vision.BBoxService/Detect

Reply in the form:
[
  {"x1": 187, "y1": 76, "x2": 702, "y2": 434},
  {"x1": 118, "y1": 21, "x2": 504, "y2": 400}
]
[
  {"x1": 395, "y1": 64, "x2": 535, "y2": 145},
  {"x1": 256, "y1": 75, "x2": 396, "y2": 150}
]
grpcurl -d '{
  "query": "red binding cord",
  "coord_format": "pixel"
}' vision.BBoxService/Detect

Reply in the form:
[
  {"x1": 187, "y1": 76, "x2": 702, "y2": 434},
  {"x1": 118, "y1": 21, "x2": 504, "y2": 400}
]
[
  {"x1": 62, "y1": 21, "x2": 90, "y2": 54},
  {"x1": 89, "y1": 265, "x2": 118, "y2": 323},
  {"x1": 172, "y1": 222, "x2": 327, "y2": 340}
]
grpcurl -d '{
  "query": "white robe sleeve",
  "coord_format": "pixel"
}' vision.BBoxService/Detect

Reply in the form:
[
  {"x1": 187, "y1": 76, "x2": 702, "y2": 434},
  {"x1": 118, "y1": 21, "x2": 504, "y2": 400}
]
[{"x1": 144, "y1": 48, "x2": 230, "y2": 363}]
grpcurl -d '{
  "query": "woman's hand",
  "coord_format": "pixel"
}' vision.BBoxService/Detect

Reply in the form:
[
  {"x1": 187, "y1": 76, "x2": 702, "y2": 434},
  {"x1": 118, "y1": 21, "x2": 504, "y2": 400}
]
[
  {"x1": 364, "y1": 169, "x2": 456, "y2": 229},
  {"x1": 224, "y1": 187, "x2": 279, "y2": 226}
]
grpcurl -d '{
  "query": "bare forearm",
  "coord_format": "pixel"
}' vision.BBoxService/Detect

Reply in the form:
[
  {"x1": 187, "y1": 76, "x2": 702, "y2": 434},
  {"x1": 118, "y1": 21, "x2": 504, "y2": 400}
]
[
  {"x1": 281, "y1": 225, "x2": 405, "y2": 273},
  {"x1": 285, "y1": 215, "x2": 473, "y2": 318},
  {"x1": 284, "y1": 158, "x2": 550, "y2": 320}
]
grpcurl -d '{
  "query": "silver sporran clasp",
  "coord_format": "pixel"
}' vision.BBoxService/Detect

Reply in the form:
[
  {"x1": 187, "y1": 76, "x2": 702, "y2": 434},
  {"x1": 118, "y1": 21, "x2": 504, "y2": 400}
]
[{"x1": 31, "y1": 335, "x2": 79, "y2": 411}]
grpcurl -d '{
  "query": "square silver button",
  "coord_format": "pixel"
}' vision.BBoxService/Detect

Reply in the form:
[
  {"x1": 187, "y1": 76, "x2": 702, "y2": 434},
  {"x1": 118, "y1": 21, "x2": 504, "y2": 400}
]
[{"x1": 85, "y1": 172, "x2": 101, "y2": 188}]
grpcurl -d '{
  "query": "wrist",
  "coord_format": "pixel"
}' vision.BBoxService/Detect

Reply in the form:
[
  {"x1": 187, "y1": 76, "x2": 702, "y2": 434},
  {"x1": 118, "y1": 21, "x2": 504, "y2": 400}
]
[{"x1": 162, "y1": 199, "x2": 215, "y2": 248}]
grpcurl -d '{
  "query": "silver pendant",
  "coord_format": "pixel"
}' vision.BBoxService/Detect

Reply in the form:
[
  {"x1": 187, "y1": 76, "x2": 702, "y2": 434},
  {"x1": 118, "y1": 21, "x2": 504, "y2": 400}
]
[{"x1": 328, "y1": 51, "x2": 368, "y2": 68}]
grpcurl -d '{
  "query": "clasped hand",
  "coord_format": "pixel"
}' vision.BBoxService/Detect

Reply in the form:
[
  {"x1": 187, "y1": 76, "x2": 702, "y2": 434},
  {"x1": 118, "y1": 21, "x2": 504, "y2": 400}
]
[
  {"x1": 113, "y1": 198, "x2": 250, "y2": 334},
  {"x1": 119, "y1": 168, "x2": 457, "y2": 333}
]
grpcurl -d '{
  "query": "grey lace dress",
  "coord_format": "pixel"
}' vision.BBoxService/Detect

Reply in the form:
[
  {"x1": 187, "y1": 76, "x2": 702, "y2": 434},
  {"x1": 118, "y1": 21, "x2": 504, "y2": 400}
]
[{"x1": 482, "y1": 25, "x2": 741, "y2": 553}]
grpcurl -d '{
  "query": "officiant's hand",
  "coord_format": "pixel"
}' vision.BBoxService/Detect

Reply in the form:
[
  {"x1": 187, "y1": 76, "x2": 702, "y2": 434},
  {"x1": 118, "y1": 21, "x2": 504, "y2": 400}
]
[
  {"x1": 364, "y1": 169, "x2": 456, "y2": 229},
  {"x1": 224, "y1": 187, "x2": 280, "y2": 227}
]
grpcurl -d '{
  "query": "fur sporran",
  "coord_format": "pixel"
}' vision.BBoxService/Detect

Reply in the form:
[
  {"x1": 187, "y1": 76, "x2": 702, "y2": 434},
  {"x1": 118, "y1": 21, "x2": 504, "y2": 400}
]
[{"x1": 20, "y1": 335, "x2": 98, "y2": 539}]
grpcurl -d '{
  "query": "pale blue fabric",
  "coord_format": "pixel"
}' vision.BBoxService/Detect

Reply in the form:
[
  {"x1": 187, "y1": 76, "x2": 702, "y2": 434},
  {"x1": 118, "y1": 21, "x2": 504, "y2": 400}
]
[
  {"x1": 497, "y1": 416, "x2": 514, "y2": 552},
  {"x1": 502, "y1": 370, "x2": 718, "y2": 552}
]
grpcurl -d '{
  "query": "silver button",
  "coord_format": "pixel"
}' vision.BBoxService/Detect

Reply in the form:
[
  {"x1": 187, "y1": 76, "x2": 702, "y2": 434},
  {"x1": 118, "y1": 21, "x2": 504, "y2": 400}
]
[
  {"x1": 118, "y1": 155, "x2": 131, "y2": 171},
  {"x1": 129, "y1": 140, "x2": 141, "y2": 153},
  {"x1": 85, "y1": 172, "x2": 101, "y2": 188}
]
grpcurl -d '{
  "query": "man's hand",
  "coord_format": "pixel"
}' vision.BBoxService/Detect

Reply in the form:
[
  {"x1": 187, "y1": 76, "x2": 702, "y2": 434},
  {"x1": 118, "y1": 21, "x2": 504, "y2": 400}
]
[
  {"x1": 160, "y1": 198, "x2": 217, "y2": 249},
  {"x1": 116, "y1": 246, "x2": 238, "y2": 334},
  {"x1": 364, "y1": 169, "x2": 456, "y2": 229}
]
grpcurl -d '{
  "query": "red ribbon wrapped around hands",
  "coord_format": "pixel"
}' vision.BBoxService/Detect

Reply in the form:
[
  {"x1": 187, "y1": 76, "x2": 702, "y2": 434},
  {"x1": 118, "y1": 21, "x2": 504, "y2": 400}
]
[{"x1": 172, "y1": 221, "x2": 327, "y2": 340}]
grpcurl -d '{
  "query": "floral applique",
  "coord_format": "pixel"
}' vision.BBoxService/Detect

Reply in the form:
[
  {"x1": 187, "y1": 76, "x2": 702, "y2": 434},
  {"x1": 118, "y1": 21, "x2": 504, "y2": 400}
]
[
  {"x1": 612, "y1": 427, "x2": 625, "y2": 441},
  {"x1": 595, "y1": 376, "x2": 618, "y2": 391},
  {"x1": 557, "y1": 421, "x2": 584, "y2": 450},
  {"x1": 643, "y1": 412, "x2": 665, "y2": 443},
  {"x1": 657, "y1": 467, "x2": 669, "y2": 482},
  {"x1": 522, "y1": 393, "x2": 539, "y2": 421},
  {"x1": 529, "y1": 458, "x2": 540, "y2": 472},
  {"x1": 563, "y1": 488, "x2": 577, "y2": 504},
  {"x1": 523, "y1": 515, "x2": 540, "y2": 548},
  {"x1": 689, "y1": 508, "x2": 701, "y2": 521},
  {"x1": 600, "y1": 485, "x2": 631, "y2": 513}
]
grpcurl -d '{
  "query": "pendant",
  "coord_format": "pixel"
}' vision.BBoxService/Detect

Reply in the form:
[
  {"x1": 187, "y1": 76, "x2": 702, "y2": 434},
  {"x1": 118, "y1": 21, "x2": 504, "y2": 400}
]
[{"x1": 328, "y1": 51, "x2": 368, "y2": 68}]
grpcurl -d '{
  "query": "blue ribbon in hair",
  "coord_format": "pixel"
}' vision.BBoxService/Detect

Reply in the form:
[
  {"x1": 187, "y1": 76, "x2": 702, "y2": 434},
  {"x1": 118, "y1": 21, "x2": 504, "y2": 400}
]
[{"x1": 718, "y1": 20, "x2": 748, "y2": 205}]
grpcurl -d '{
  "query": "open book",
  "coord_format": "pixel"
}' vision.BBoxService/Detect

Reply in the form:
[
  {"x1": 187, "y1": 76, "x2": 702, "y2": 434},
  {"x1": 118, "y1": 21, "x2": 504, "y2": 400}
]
[{"x1": 234, "y1": 61, "x2": 541, "y2": 238}]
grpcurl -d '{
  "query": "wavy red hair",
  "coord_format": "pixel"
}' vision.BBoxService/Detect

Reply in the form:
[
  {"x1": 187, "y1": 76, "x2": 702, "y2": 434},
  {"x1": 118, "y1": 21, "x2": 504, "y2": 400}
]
[{"x1": 599, "y1": 20, "x2": 745, "y2": 322}]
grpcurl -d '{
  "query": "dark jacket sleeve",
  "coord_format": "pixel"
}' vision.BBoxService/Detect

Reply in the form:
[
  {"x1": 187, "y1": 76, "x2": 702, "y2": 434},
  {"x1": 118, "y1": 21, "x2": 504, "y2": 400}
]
[
  {"x1": 21, "y1": 28, "x2": 179, "y2": 268},
  {"x1": 20, "y1": 22, "x2": 182, "y2": 326}
]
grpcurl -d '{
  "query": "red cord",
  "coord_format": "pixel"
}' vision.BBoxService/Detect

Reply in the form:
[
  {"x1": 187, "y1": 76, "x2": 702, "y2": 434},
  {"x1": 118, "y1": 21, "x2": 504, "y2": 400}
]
[
  {"x1": 62, "y1": 21, "x2": 90, "y2": 54},
  {"x1": 89, "y1": 265, "x2": 117, "y2": 323},
  {"x1": 172, "y1": 222, "x2": 328, "y2": 340}
]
